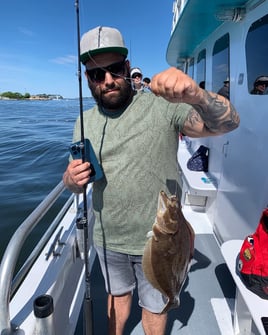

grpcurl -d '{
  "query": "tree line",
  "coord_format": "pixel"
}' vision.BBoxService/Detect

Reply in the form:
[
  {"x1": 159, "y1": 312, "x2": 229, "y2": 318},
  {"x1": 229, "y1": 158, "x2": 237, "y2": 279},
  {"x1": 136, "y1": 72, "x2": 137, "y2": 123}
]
[
  {"x1": 0, "y1": 92, "x2": 63, "y2": 100},
  {"x1": 0, "y1": 91, "x2": 31, "y2": 99}
]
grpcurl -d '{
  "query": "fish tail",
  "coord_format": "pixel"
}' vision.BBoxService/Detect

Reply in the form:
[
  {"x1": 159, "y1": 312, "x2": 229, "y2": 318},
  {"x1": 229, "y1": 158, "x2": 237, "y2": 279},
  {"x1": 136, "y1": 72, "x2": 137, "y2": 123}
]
[{"x1": 160, "y1": 297, "x2": 180, "y2": 314}]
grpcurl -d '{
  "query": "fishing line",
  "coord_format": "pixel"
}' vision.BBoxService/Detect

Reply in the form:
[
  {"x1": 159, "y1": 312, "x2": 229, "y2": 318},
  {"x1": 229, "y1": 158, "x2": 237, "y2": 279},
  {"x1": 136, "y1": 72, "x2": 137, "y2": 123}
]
[{"x1": 74, "y1": 0, "x2": 93, "y2": 334}]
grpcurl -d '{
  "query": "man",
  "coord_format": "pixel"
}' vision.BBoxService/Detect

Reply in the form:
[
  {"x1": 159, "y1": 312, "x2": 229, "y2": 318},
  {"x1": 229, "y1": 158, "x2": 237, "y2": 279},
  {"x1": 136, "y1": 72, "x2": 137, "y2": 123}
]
[
  {"x1": 143, "y1": 77, "x2": 151, "y2": 92},
  {"x1": 130, "y1": 67, "x2": 144, "y2": 91},
  {"x1": 63, "y1": 26, "x2": 240, "y2": 335},
  {"x1": 217, "y1": 78, "x2": 229, "y2": 99},
  {"x1": 250, "y1": 76, "x2": 268, "y2": 95}
]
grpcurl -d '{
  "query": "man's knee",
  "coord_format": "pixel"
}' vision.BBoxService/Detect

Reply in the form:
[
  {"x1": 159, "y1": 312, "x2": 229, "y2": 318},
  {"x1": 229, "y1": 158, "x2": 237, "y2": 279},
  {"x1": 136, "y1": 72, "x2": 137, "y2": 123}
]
[{"x1": 141, "y1": 308, "x2": 167, "y2": 335}]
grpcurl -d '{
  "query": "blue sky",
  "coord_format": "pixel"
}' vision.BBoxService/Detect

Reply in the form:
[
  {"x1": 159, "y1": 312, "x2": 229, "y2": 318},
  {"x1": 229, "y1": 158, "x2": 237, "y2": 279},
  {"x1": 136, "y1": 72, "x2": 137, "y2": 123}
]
[{"x1": 0, "y1": 1, "x2": 173, "y2": 98}]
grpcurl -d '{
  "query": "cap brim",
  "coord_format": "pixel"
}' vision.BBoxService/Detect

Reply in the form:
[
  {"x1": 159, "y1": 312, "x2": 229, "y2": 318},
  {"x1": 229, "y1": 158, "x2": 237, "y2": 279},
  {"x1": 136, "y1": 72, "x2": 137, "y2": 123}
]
[
  {"x1": 80, "y1": 47, "x2": 128, "y2": 64},
  {"x1": 256, "y1": 81, "x2": 268, "y2": 85}
]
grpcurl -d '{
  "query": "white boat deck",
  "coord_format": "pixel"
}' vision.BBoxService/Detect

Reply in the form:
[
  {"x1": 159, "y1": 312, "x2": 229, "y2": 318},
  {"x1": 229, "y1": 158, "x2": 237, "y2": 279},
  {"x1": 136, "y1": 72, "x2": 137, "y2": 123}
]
[{"x1": 75, "y1": 207, "x2": 239, "y2": 335}]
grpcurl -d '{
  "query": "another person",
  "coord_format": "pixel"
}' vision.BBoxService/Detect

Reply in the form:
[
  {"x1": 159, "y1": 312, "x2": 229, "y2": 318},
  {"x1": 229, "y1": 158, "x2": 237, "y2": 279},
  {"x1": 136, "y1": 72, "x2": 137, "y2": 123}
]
[
  {"x1": 199, "y1": 80, "x2": 205, "y2": 89},
  {"x1": 130, "y1": 67, "x2": 144, "y2": 91},
  {"x1": 217, "y1": 78, "x2": 229, "y2": 99},
  {"x1": 250, "y1": 76, "x2": 268, "y2": 95},
  {"x1": 63, "y1": 26, "x2": 240, "y2": 335},
  {"x1": 143, "y1": 77, "x2": 151, "y2": 91}
]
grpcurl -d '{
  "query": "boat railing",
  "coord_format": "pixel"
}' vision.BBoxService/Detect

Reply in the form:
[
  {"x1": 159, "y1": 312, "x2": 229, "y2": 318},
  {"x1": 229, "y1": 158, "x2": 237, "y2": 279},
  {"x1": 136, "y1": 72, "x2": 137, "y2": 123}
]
[{"x1": 0, "y1": 180, "x2": 75, "y2": 333}]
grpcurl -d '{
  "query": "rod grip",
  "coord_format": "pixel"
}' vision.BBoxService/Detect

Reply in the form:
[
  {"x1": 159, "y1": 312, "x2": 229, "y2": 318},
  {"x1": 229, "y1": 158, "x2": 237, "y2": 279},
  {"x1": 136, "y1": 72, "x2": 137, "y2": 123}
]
[{"x1": 83, "y1": 296, "x2": 93, "y2": 335}]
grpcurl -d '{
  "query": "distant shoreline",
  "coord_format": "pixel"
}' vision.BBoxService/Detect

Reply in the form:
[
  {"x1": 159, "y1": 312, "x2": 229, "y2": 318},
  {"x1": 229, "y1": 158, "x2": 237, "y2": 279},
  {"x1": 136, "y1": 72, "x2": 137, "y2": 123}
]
[
  {"x1": 0, "y1": 96, "x2": 61, "y2": 101},
  {"x1": 0, "y1": 96, "x2": 93, "y2": 101}
]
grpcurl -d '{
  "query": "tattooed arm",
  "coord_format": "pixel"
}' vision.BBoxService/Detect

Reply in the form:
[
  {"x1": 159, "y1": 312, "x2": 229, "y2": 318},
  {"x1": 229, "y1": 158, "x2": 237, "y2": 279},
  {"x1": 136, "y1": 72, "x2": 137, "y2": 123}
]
[
  {"x1": 151, "y1": 67, "x2": 240, "y2": 137},
  {"x1": 181, "y1": 90, "x2": 239, "y2": 137}
]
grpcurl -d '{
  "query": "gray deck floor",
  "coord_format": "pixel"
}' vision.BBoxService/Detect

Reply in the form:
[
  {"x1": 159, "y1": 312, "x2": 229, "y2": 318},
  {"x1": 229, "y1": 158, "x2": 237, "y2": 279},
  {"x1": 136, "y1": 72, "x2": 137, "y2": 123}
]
[{"x1": 75, "y1": 208, "x2": 236, "y2": 335}]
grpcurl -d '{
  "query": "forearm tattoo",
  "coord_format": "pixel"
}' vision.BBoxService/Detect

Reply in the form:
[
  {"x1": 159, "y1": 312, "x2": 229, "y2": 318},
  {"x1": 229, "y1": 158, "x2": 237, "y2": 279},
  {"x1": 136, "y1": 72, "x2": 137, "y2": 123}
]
[{"x1": 190, "y1": 90, "x2": 240, "y2": 133}]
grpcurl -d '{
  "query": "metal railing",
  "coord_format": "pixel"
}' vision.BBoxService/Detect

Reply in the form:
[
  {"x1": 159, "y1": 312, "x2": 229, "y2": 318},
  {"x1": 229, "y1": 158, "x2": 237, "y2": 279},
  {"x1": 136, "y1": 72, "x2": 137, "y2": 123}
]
[{"x1": 0, "y1": 181, "x2": 72, "y2": 334}]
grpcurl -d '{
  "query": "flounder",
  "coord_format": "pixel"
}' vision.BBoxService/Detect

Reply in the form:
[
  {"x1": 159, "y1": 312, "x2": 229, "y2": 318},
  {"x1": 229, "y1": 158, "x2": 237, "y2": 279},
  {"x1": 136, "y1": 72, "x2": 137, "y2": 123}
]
[{"x1": 142, "y1": 190, "x2": 195, "y2": 313}]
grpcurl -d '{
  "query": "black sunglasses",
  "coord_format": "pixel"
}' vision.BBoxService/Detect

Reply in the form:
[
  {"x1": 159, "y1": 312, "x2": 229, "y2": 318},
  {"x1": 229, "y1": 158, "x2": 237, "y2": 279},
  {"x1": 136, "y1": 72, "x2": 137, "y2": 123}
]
[
  {"x1": 132, "y1": 73, "x2": 142, "y2": 79},
  {"x1": 86, "y1": 60, "x2": 126, "y2": 83}
]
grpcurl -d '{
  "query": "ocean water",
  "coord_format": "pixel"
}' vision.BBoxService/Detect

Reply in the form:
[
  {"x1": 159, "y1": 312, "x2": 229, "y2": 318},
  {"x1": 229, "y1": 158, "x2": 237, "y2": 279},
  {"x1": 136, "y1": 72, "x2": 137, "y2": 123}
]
[{"x1": 0, "y1": 98, "x2": 95, "y2": 260}]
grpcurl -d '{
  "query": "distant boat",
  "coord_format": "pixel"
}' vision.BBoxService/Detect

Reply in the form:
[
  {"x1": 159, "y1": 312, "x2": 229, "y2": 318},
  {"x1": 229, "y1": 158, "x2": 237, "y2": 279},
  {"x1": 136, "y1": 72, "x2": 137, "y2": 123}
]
[{"x1": 51, "y1": 95, "x2": 63, "y2": 100}]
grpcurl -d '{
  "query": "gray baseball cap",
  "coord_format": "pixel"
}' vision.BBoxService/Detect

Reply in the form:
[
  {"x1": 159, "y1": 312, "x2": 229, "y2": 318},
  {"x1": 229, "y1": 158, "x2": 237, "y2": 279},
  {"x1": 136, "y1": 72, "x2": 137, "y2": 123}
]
[{"x1": 80, "y1": 26, "x2": 128, "y2": 64}]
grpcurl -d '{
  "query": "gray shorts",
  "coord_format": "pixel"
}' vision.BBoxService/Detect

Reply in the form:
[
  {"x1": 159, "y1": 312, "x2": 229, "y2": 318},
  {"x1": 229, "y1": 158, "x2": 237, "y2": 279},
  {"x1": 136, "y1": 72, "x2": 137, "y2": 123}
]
[{"x1": 94, "y1": 245, "x2": 168, "y2": 313}]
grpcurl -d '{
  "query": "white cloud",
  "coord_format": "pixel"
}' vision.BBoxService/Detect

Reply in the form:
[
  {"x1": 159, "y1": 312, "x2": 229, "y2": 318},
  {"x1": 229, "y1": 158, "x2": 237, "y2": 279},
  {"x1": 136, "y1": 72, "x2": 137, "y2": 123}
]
[
  {"x1": 51, "y1": 55, "x2": 77, "y2": 65},
  {"x1": 18, "y1": 26, "x2": 35, "y2": 37}
]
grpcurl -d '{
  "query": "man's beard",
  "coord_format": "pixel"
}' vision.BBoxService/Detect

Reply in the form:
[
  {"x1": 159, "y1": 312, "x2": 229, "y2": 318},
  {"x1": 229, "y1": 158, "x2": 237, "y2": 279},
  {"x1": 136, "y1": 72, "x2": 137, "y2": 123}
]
[{"x1": 89, "y1": 78, "x2": 133, "y2": 110}]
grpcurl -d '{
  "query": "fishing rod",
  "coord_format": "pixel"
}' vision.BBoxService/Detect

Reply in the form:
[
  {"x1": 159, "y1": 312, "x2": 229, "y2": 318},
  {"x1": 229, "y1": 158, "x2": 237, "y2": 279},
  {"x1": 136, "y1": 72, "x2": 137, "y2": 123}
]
[{"x1": 74, "y1": 1, "x2": 93, "y2": 334}]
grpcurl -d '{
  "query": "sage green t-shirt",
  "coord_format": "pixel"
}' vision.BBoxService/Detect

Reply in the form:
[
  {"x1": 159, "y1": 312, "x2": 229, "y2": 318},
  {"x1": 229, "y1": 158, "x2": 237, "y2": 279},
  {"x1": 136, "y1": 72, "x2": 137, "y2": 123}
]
[{"x1": 73, "y1": 92, "x2": 191, "y2": 255}]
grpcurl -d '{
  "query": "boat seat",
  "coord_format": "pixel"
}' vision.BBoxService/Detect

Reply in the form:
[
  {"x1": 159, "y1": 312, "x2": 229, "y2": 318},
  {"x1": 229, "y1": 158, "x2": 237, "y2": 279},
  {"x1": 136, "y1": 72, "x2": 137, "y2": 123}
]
[
  {"x1": 177, "y1": 140, "x2": 217, "y2": 209},
  {"x1": 221, "y1": 240, "x2": 268, "y2": 335}
]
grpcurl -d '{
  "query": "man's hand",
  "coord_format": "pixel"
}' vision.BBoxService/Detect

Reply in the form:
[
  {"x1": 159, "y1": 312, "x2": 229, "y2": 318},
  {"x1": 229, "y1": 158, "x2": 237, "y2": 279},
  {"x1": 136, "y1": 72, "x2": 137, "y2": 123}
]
[
  {"x1": 150, "y1": 67, "x2": 202, "y2": 105},
  {"x1": 63, "y1": 159, "x2": 91, "y2": 193}
]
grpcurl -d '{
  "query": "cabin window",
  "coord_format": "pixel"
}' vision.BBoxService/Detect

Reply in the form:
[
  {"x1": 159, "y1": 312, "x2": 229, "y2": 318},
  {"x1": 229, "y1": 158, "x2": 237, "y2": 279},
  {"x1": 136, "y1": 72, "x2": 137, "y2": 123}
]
[
  {"x1": 246, "y1": 14, "x2": 268, "y2": 95},
  {"x1": 187, "y1": 58, "x2": 194, "y2": 79},
  {"x1": 196, "y1": 49, "x2": 206, "y2": 88},
  {"x1": 212, "y1": 34, "x2": 230, "y2": 96}
]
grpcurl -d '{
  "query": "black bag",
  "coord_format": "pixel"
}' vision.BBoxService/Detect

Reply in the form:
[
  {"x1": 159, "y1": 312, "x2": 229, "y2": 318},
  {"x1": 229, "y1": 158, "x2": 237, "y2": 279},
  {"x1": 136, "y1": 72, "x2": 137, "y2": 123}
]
[{"x1": 187, "y1": 145, "x2": 209, "y2": 172}]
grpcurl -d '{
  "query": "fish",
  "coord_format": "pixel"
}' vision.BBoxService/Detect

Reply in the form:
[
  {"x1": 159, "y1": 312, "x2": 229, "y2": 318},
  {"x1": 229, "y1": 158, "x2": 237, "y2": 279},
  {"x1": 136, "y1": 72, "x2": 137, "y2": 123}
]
[{"x1": 142, "y1": 190, "x2": 195, "y2": 314}]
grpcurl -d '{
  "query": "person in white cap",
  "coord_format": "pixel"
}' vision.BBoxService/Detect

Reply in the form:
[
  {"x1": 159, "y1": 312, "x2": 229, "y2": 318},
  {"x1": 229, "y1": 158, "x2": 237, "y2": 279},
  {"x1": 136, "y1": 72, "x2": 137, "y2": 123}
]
[
  {"x1": 63, "y1": 26, "x2": 240, "y2": 335},
  {"x1": 130, "y1": 67, "x2": 144, "y2": 91}
]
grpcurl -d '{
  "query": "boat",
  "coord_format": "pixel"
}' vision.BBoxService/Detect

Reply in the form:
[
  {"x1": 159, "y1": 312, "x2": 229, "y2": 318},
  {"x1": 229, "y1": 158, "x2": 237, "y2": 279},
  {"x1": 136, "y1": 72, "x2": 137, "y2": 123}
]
[
  {"x1": 1, "y1": 0, "x2": 268, "y2": 334},
  {"x1": 167, "y1": 0, "x2": 268, "y2": 245}
]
